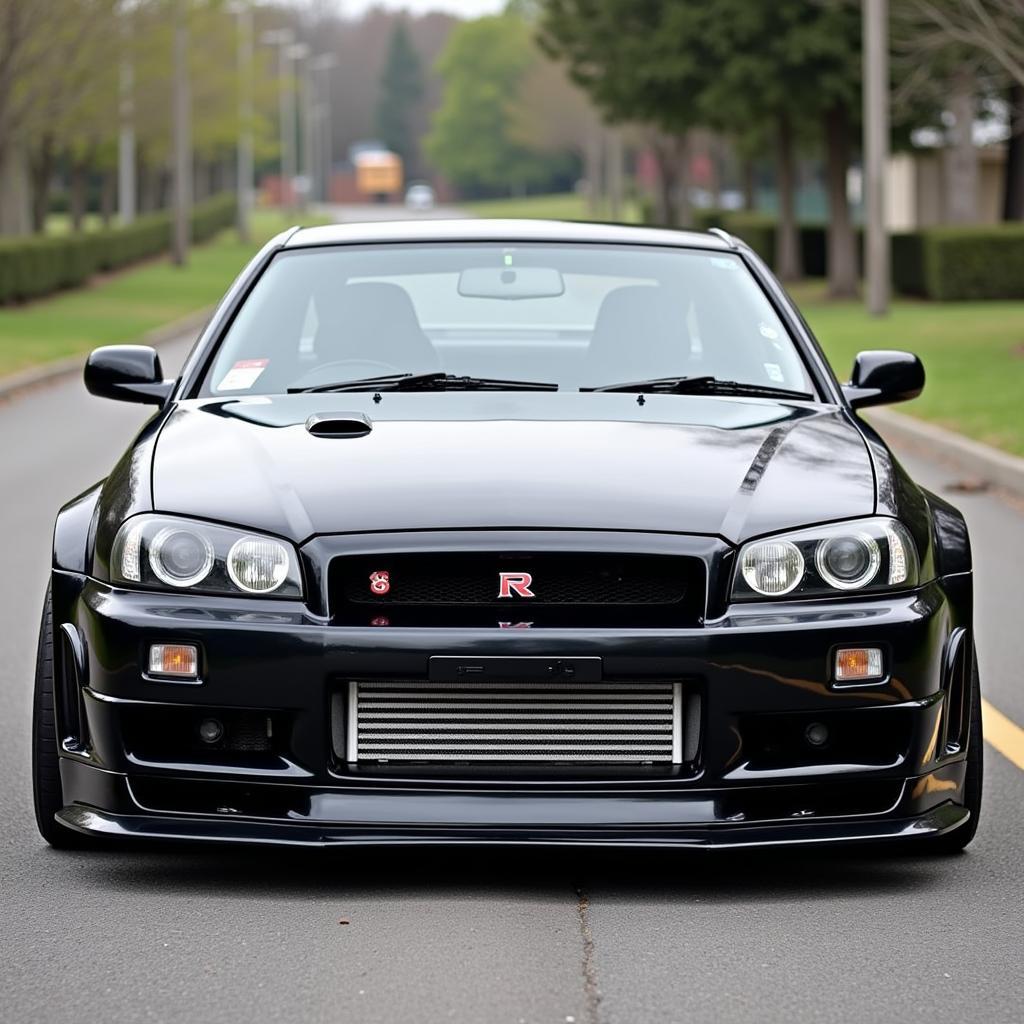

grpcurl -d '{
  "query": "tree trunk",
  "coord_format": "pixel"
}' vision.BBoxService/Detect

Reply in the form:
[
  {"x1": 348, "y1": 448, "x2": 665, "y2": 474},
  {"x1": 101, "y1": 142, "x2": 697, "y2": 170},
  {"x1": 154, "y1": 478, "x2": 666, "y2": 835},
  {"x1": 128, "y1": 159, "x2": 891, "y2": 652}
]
[
  {"x1": 100, "y1": 169, "x2": 115, "y2": 227},
  {"x1": 825, "y1": 105, "x2": 857, "y2": 298},
  {"x1": 741, "y1": 158, "x2": 756, "y2": 211},
  {"x1": 775, "y1": 114, "x2": 801, "y2": 281},
  {"x1": 944, "y1": 67, "x2": 978, "y2": 223},
  {"x1": 29, "y1": 135, "x2": 55, "y2": 234},
  {"x1": 652, "y1": 137, "x2": 678, "y2": 227},
  {"x1": 1004, "y1": 82, "x2": 1024, "y2": 221},
  {"x1": 70, "y1": 162, "x2": 88, "y2": 231},
  {"x1": 0, "y1": 143, "x2": 32, "y2": 235},
  {"x1": 585, "y1": 129, "x2": 603, "y2": 216}
]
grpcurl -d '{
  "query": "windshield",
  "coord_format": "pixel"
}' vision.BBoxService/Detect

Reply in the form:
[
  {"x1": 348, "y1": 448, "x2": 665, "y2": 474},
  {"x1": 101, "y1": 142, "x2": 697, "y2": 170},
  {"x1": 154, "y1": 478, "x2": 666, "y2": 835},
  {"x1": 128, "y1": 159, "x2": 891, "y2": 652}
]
[{"x1": 202, "y1": 243, "x2": 814, "y2": 397}]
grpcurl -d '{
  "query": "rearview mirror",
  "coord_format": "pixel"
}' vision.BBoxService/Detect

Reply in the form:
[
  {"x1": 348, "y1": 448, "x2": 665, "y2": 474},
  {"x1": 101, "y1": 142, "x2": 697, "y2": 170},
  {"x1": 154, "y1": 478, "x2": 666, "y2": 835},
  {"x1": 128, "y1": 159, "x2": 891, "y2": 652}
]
[
  {"x1": 458, "y1": 266, "x2": 564, "y2": 299},
  {"x1": 84, "y1": 346, "x2": 174, "y2": 405},
  {"x1": 842, "y1": 350, "x2": 924, "y2": 409}
]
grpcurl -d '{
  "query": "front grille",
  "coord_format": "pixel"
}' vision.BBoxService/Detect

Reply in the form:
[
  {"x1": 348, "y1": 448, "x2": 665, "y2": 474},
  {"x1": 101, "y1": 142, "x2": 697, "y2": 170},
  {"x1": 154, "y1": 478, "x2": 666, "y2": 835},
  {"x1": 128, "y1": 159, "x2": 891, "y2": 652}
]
[
  {"x1": 344, "y1": 679, "x2": 683, "y2": 764},
  {"x1": 330, "y1": 552, "x2": 704, "y2": 627}
]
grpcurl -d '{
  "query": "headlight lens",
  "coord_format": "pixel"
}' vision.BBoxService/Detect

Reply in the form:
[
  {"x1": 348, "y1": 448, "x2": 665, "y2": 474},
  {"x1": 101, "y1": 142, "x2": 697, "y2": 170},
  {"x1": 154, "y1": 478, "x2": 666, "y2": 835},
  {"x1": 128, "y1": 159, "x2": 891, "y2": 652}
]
[
  {"x1": 733, "y1": 518, "x2": 919, "y2": 600},
  {"x1": 111, "y1": 515, "x2": 302, "y2": 598}
]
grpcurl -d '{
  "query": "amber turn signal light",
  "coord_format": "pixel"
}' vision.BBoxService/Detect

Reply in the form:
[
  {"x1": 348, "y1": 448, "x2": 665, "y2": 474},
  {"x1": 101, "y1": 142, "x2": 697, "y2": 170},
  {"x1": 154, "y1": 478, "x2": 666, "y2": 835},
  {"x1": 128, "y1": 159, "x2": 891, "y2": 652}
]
[
  {"x1": 148, "y1": 643, "x2": 199, "y2": 680},
  {"x1": 834, "y1": 647, "x2": 883, "y2": 683}
]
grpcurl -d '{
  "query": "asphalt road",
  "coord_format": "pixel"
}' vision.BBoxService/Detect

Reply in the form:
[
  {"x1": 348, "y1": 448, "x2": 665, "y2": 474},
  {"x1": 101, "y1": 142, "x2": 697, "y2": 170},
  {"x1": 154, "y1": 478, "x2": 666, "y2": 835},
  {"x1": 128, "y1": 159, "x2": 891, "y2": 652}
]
[{"x1": 1, "y1": 340, "x2": 1022, "y2": 1024}]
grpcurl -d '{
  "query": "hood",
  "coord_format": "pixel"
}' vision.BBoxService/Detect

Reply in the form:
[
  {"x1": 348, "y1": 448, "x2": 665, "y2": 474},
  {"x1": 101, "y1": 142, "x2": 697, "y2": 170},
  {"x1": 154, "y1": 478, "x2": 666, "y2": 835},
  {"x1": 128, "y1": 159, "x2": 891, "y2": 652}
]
[{"x1": 150, "y1": 393, "x2": 875, "y2": 545}]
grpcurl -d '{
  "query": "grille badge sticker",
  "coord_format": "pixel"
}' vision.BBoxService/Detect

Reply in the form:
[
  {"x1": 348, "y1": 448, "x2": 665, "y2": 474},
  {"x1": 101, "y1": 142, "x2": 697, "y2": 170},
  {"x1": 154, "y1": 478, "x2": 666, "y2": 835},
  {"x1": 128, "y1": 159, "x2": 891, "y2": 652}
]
[
  {"x1": 498, "y1": 571, "x2": 535, "y2": 598},
  {"x1": 369, "y1": 570, "x2": 391, "y2": 595}
]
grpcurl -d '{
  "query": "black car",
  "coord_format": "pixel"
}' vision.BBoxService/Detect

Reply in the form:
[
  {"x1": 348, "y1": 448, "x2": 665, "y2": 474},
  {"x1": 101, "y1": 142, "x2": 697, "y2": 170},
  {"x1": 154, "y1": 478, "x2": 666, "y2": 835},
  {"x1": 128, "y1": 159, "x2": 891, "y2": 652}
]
[{"x1": 33, "y1": 219, "x2": 981, "y2": 852}]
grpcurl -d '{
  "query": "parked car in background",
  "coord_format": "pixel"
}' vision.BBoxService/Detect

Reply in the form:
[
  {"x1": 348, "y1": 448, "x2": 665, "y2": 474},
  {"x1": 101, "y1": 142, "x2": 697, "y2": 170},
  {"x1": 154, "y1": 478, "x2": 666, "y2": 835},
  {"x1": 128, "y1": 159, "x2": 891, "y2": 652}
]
[{"x1": 404, "y1": 183, "x2": 436, "y2": 212}]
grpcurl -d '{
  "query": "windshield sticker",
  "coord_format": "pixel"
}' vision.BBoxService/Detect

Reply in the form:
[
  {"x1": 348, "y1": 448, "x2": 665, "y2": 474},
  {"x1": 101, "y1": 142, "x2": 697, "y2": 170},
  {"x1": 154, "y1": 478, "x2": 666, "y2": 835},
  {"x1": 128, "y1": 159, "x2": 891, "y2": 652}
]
[
  {"x1": 759, "y1": 322, "x2": 780, "y2": 340},
  {"x1": 710, "y1": 256, "x2": 739, "y2": 270},
  {"x1": 764, "y1": 362, "x2": 785, "y2": 383},
  {"x1": 218, "y1": 359, "x2": 268, "y2": 391}
]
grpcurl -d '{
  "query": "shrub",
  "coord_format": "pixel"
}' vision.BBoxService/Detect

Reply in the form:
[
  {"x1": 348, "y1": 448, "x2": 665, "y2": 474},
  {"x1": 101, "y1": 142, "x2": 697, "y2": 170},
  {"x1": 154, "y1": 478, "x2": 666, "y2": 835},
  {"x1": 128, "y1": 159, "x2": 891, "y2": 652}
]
[
  {"x1": 920, "y1": 225, "x2": 1024, "y2": 300},
  {"x1": 0, "y1": 194, "x2": 237, "y2": 305},
  {"x1": 891, "y1": 232, "x2": 926, "y2": 296}
]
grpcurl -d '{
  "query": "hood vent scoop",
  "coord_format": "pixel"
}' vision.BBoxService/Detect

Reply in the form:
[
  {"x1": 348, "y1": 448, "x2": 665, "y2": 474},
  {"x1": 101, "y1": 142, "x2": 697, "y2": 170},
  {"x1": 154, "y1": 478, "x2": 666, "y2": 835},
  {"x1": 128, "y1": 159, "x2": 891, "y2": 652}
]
[{"x1": 305, "y1": 412, "x2": 373, "y2": 438}]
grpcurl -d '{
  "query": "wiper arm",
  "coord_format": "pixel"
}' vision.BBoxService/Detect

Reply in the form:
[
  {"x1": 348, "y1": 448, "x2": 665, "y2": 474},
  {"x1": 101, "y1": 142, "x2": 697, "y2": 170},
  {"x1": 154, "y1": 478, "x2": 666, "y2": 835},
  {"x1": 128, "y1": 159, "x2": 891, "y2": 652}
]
[
  {"x1": 582, "y1": 375, "x2": 814, "y2": 401},
  {"x1": 290, "y1": 373, "x2": 557, "y2": 394}
]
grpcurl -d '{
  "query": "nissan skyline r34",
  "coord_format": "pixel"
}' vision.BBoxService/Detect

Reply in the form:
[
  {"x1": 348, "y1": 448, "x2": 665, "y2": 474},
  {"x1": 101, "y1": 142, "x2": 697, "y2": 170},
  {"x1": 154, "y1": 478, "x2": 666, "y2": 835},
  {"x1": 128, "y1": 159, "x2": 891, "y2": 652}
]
[{"x1": 33, "y1": 219, "x2": 981, "y2": 852}]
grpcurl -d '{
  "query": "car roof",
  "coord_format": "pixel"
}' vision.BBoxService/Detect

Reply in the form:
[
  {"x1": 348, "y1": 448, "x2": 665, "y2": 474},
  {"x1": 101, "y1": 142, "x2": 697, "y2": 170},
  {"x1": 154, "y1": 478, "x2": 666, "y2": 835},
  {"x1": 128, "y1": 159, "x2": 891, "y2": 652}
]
[{"x1": 285, "y1": 218, "x2": 734, "y2": 251}]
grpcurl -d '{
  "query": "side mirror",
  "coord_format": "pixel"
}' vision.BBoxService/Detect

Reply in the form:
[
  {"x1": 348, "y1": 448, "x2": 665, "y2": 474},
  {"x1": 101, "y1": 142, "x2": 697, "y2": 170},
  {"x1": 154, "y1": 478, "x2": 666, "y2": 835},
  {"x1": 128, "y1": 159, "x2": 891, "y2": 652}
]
[
  {"x1": 842, "y1": 350, "x2": 924, "y2": 409},
  {"x1": 84, "y1": 346, "x2": 174, "y2": 405}
]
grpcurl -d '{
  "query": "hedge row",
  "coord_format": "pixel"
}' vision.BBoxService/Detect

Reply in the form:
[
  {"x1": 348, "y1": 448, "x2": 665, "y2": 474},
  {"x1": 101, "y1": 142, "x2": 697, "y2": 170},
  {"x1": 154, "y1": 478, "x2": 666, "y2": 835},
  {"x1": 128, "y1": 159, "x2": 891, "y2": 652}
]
[
  {"x1": 0, "y1": 194, "x2": 236, "y2": 305},
  {"x1": 692, "y1": 208, "x2": 1024, "y2": 300}
]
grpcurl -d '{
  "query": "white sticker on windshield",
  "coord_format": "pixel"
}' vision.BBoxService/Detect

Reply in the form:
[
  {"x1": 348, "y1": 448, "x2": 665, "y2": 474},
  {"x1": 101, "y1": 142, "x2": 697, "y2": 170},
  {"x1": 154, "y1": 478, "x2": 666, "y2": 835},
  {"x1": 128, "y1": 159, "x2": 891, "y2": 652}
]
[
  {"x1": 759, "y1": 322, "x2": 779, "y2": 340},
  {"x1": 764, "y1": 362, "x2": 785, "y2": 383},
  {"x1": 218, "y1": 359, "x2": 268, "y2": 391},
  {"x1": 710, "y1": 257, "x2": 740, "y2": 270}
]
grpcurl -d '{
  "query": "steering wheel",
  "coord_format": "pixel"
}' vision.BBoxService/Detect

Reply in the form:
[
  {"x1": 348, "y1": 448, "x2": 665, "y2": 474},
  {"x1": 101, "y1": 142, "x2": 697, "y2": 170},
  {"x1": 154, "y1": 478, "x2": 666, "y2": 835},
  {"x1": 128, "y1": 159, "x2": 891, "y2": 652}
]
[{"x1": 290, "y1": 358, "x2": 406, "y2": 390}]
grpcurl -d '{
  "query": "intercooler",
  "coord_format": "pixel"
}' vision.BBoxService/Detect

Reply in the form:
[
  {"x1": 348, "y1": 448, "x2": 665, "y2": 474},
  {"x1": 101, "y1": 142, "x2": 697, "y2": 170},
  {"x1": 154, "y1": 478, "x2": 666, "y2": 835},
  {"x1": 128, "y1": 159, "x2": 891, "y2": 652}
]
[{"x1": 342, "y1": 678, "x2": 684, "y2": 764}]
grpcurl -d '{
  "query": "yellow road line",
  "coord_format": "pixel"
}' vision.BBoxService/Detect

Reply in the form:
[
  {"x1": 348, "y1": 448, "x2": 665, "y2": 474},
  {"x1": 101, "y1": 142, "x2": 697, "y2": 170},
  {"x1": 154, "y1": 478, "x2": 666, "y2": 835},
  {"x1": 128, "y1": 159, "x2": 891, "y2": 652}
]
[{"x1": 982, "y1": 698, "x2": 1024, "y2": 772}]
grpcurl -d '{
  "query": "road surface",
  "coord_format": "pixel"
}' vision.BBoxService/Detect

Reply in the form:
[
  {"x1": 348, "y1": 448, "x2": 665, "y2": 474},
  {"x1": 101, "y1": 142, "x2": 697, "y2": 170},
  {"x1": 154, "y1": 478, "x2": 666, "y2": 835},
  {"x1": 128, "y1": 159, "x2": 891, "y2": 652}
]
[{"x1": 1, "y1": 338, "x2": 1022, "y2": 1024}]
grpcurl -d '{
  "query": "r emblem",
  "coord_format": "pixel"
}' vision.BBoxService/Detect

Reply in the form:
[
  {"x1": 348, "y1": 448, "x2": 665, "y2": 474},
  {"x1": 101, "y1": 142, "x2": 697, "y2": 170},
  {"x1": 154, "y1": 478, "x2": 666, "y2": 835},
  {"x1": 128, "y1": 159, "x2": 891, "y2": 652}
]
[
  {"x1": 498, "y1": 571, "x2": 534, "y2": 599},
  {"x1": 369, "y1": 570, "x2": 390, "y2": 595}
]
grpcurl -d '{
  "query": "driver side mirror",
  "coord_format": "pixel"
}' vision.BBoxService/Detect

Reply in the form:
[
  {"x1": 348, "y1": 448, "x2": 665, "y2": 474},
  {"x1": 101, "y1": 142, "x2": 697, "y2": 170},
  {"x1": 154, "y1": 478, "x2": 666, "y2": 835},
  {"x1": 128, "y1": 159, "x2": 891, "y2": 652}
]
[
  {"x1": 84, "y1": 346, "x2": 174, "y2": 406},
  {"x1": 842, "y1": 350, "x2": 924, "y2": 409}
]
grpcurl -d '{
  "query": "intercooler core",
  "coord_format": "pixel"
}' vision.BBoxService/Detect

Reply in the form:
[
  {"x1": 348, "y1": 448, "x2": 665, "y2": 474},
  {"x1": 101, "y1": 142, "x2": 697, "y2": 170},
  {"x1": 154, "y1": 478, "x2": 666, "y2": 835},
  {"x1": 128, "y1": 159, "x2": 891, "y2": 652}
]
[{"x1": 338, "y1": 678, "x2": 685, "y2": 765}]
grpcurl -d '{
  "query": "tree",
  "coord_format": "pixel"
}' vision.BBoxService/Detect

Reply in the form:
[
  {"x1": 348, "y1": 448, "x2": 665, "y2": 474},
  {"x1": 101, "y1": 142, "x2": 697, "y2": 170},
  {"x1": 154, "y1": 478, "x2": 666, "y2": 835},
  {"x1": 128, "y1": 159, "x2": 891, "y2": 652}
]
[
  {"x1": 894, "y1": 0, "x2": 1024, "y2": 221},
  {"x1": 425, "y1": 15, "x2": 550, "y2": 194},
  {"x1": 539, "y1": 0, "x2": 713, "y2": 226},
  {"x1": 376, "y1": 21, "x2": 424, "y2": 173},
  {"x1": 699, "y1": 0, "x2": 862, "y2": 289}
]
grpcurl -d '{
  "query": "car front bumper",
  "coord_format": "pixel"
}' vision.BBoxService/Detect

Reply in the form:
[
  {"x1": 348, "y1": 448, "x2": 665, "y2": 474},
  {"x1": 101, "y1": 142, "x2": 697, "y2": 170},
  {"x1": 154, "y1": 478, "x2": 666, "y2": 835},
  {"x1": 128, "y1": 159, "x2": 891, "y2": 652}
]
[{"x1": 49, "y1": 570, "x2": 975, "y2": 849}]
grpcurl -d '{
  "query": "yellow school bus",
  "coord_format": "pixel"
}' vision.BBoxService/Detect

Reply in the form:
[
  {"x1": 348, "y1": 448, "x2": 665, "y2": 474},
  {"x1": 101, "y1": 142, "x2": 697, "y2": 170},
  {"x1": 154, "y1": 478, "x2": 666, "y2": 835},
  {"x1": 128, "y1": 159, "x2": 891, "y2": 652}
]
[{"x1": 355, "y1": 150, "x2": 403, "y2": 200}]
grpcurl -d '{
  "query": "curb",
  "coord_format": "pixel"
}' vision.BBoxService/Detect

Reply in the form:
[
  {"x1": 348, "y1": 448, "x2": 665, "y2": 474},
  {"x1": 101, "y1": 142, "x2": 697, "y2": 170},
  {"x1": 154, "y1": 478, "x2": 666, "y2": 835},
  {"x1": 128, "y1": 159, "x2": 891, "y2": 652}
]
[
  {"x1": 868, "y1": 407, "x2": 1024, "y2": 500},
  {"x1": 0, "y1": 307, "x2": 213, "y2": 403}
]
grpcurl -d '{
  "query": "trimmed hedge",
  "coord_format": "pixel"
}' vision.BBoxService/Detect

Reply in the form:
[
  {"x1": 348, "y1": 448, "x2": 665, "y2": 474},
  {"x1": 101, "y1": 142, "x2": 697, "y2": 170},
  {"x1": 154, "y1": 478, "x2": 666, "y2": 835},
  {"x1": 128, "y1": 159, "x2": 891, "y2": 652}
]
[
  {"x1": 919, "y1": 225, "x2": 1024, "y2": 300},
  {"x1": 0, "y1": 194, "x2": 236, "y2": 305}
]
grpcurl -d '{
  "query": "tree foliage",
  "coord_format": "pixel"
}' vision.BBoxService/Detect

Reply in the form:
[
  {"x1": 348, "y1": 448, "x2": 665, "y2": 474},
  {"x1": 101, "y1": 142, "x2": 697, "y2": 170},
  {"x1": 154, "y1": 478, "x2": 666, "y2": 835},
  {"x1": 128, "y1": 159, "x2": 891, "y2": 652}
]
[{"x1": 376, "y1": 21, "x2": 424, "y2": 169}]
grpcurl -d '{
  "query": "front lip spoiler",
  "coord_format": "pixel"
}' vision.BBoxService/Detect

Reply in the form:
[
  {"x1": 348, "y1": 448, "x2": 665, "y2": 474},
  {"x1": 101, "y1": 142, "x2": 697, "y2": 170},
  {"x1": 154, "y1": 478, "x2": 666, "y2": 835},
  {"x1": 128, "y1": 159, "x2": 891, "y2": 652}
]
[{"x1": 55, "y1": 802, "x2": 970, "y2": 851}]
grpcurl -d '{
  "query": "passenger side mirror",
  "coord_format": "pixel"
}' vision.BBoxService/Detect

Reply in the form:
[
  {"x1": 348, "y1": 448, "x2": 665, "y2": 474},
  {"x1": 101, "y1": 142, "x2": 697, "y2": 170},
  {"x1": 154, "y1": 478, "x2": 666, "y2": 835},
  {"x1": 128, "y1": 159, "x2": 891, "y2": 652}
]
[
  {"x1": 84, "y1": 346, "x2": 174, "y2": 406},
  {"x1": 842, "y1": 350, "x2": 924, "y2": 409}
]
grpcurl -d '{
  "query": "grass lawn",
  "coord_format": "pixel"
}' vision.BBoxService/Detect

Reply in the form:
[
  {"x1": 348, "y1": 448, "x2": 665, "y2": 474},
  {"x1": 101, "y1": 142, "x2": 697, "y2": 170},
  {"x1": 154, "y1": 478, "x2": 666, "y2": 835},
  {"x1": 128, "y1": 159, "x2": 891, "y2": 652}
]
[
  {"x1": 0, "y1": 211, "x2": 323, "y2": 379},
  {"x1": 464, "y1": 191, "x2": 641, "y2": 223},
  {"x1": 793, "y1": 282, "x2": 1024, "y2": 457}
]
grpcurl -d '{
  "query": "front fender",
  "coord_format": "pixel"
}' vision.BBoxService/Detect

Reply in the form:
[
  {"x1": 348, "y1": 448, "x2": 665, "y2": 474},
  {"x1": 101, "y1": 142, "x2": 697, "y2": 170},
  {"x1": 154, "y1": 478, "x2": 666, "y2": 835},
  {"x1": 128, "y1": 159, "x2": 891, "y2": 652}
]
[{"x1": 53, "y1": 483, "x2": 104, "y2": 574}]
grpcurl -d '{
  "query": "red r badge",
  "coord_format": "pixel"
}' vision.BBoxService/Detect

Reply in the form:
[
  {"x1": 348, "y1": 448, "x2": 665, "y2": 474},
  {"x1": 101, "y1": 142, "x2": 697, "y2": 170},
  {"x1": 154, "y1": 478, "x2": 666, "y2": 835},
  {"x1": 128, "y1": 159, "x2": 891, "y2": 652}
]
[
  {"x1": 369, "y1": 570, "x2": 390, "y2": 595},
  {"x1": 498, "y1": 571, "x2": 534, "y2": 599}
]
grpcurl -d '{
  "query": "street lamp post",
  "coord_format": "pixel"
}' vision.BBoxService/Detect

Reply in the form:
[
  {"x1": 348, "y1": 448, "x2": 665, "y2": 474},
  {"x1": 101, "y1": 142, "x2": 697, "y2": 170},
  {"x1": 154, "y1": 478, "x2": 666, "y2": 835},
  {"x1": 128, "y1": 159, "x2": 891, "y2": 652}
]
[
  {"x1": 287, "y1": 43, "x2": 311, "y2": 211},
  {"x1": 310, "y1": 53, "x2": 337, "y2": 204},
  {"x1": 863, "y1": 0, "x2": 890, "y2": 316},
  {"x1": 261, "y1": 28, "x2": 295, "y2": 212},
  {"x1": 171, "y1": 0, "x2": 191, "y2": 266},
  {"x1": 228, "y1": 1, "x2": 254, "y2": 242}
]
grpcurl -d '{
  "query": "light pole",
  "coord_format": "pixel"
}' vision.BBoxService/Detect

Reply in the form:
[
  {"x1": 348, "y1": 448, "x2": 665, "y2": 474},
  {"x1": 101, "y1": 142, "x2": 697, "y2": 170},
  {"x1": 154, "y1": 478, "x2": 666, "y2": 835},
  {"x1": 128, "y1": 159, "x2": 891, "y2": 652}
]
[
  {"x1": 288, "y1": 43, "x2": 311, "y2": 211},
  {"x1": 228, "y1": 1, "x2": 254, "y2": 242},
  {"x1": 863, "y1": 0, "x2": 890, "y2": 316},
  {"x1": 118, "y1": 3, "x2": 136, "y2": 225},
  {"x1": 171, "y1": 0, "x2": 191, "y2": 266},
  {"x1": 261, "y1": 28, "x2": 295, "y2": 212},
  {"x1": 310, "y1": 53, "x2": 337, "y2": 204}
]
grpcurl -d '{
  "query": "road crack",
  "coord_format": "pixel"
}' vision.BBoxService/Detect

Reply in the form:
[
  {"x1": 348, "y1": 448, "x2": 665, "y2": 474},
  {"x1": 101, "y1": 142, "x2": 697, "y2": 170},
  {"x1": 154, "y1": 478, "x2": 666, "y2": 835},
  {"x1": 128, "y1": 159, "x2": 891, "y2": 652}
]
[{"x1": 576, "y1": 886, "x2": 602, "y2": 1024}]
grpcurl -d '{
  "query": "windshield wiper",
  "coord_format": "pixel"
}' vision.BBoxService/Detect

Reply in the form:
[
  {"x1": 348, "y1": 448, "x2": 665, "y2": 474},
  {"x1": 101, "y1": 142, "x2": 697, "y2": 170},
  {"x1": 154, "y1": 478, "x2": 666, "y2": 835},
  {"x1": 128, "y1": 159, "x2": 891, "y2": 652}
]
[
  {"x1": 582, "y1": 375, "x2": 814, "y2": 401},
  {"x1": 289, "y1": 372, "x2": 558, "y2": 394}
]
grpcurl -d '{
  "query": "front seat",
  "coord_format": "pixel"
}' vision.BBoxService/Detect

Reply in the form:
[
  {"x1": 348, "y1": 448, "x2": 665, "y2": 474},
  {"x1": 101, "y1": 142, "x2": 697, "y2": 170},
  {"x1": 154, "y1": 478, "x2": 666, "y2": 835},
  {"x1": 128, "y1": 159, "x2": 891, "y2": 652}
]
[
  {"x1": 314, "y1": 281, "x2": 441, "y2": 373},
  {"x1": 582, "y1": 285, "x2": 690, "y2": 386}
]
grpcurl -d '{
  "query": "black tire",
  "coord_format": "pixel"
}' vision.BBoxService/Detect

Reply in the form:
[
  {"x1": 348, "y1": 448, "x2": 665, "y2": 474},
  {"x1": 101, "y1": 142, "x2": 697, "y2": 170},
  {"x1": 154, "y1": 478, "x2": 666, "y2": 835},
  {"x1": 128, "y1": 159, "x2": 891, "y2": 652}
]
[
  {"x1": 918, "y1": 645, "x2": 984, "y2": 855},
  {"x1": 32, "y1": 584, "x2": 96, "y2": 849}
]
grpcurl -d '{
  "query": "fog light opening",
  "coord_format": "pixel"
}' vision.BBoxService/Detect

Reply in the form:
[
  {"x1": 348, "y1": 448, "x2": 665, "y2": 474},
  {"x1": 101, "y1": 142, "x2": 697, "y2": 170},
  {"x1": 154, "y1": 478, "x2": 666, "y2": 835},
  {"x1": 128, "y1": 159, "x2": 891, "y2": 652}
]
[
  {"x1": 805, "y1": 721, "x2": 830, "y2": 748},
  {"x1": 198, "y1": 718, "x2": 224, "y2": 745}
]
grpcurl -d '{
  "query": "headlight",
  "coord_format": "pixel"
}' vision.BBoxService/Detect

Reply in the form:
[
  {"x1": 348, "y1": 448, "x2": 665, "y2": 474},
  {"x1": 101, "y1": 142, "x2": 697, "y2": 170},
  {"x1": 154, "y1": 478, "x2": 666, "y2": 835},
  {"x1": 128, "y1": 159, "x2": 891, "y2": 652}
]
[
  {"x1": 732, "y1": 517, "x2": 918, "y2": 600},
  {"x1": 111, "y1": 515, "x2": 302, "y2": 598}
]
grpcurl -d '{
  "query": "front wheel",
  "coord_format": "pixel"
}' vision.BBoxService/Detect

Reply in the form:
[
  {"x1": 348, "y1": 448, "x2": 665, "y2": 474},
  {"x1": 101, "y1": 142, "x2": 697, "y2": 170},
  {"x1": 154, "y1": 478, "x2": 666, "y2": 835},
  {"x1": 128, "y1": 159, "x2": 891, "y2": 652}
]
[{"x1": 31, "y1": 584, "x2": 96, "y2": 849}]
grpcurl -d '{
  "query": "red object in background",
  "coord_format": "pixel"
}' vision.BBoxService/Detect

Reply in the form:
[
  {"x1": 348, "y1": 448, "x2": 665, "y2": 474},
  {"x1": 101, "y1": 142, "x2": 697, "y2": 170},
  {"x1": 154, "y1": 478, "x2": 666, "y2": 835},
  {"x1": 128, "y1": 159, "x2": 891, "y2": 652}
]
[{"x1": 261, "y1": 175, "x2": 295, "y2": 208}]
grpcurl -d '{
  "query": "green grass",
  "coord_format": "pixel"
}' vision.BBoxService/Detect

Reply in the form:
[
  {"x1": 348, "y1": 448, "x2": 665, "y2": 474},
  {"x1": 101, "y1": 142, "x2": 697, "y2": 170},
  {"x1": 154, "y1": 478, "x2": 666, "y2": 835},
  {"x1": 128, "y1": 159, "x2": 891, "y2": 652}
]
[
  {"x1": 464, "y1": 191, "x2": 640, "y2": 223},
  {"x1": 794, "y1": 282, "x2": 1024, "y2": 456},
  {"x1": 0, "y1": 211, "x2": 323, "y2": 378}
]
